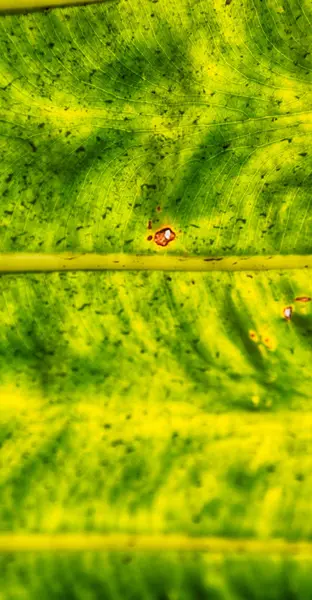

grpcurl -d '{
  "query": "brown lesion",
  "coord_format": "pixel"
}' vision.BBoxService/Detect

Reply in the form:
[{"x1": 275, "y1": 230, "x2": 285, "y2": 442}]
[
  {"x1": 262, "y1": 336, "x2": 274, "y2": 350},
  {"x1": 154, "y1": 227, "x2": 176, "y2": 247},
  {"x1": 294, "y1": 296, "x2": 311, "y2": 303}
]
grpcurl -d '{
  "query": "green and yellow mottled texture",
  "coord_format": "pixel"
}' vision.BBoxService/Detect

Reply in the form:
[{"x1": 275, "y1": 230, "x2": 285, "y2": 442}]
[
  {"x1": 0, "y1": 0, "x2": 312, "y2": 255},
  {"x1": 0, "y1": 0, "x2": 312, "y2": 598},
  {"x1": 3, "y1": 552, "x2": 312, "y2": 600},
  {"x1": 3, "y1": 555, "x2": 309, "y2": 600},
  {"x1": 0, "y1": 270, "x2": 311, "y2": 412},
  {"x1": 0, "y1": 270, "x2": 312, "y2": 597}
]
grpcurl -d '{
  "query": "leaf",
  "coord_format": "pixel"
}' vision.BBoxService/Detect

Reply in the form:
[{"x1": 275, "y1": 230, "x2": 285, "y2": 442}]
[
  {"x1": 0, "y1": 0, "x2": 312, "y2": 596},
  {"x1": 0, "y1": 0, "x2": 311, "y2": 255},
  {"x1": 0, "y1": 271, "x2": 312, "y2": 531},
  {"x1": 2, "y1": 551, "x2": 312, "y2": 599}
]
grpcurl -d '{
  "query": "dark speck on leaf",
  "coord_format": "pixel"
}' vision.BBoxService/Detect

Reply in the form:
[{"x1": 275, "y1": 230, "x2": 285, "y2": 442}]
[
  {"x1": 204, "y1": 257, "x2": 223, "y2": 262},
  {"x1": 77, "y1": 303, "x2": 91, "y2": 311},
  {"x1": 76, "y1": 146, "x2": 85, "y2": 153},
  {"x1": 141, "y1": 183, "x2": 156, "y2": 191},
  {"x1": 111, "y1": 439, "x2": 123, "y2": 447}
]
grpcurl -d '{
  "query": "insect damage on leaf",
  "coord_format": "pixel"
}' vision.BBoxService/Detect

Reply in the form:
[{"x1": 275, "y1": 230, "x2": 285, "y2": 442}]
[
  {"x1": 154, "y1": 227, "x2": 176, "y2": 247},
  {"x1": 283, "y1": 306, "x2": 293, "y2": 321}
]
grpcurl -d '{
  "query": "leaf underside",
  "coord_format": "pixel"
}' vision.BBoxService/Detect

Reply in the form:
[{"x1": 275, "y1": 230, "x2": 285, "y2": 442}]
[{"x1": 0, "y1": 0, "x2": 312, "y2": 598}]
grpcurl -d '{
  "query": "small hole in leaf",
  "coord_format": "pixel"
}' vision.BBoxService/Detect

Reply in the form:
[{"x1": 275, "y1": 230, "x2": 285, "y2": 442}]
[
  {"x1": 154, "y1": 227, "x2": 176, "y2": 247},
  {"x1": 283, "y1": 306, "x2": 293, "y2": 321}
]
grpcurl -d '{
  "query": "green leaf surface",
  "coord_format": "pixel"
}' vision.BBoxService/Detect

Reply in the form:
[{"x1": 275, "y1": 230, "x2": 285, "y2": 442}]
[
  {"x1": 0, "y1": 270, "x2": 311, "y2": 413},
  {"x1": 2, "y1": 552, "x2": 312, "y2": 600},
  {"x1": 0, "y1": 1, "x2": 312, "y2": 598},
  {"x1": 0, "y1": 271, "x2": 312, "y2": 556},
  {"x1": 0, "y1": 0, "x2": 311, "y2": 255}
]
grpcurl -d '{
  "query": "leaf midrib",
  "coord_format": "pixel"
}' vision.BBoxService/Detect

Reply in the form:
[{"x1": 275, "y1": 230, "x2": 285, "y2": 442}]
[
  {"x1": 0, "y1": 0, "x2": 109, "y2": 13},
  {"x1": 1, "y1": 533, "x2": 312, "y2": 555},
  {"x1": 0, "y1": 252, "x2": 311, "y2": 273}
]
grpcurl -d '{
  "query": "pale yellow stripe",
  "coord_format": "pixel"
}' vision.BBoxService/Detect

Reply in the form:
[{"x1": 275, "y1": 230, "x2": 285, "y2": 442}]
[
  {"x1": 0, "y1": 0, "x2": 106, "y2": 12},
  {"x1": 0, "y1": 253, "x2": 311, "y2": 273},
  {"x1": 1, "y1": 534, "x2": 312, "y2": 555}
]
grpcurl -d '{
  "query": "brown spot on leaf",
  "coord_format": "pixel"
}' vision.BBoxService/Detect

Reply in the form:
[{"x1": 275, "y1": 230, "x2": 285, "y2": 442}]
[
  {"x1": 154, "y1": 227, "x2": 176, "y2": 247},
  {"x1": 294, "y1": 296, "x2": 311, "y2": 303},
  {"x1": 156, "y1": 206, "x2": 161, "y2": 212},
  {"x1": 148, "y1": 220, "x2": 153, "y2": 230},
  {"x1": 263, "y1": 337, "x2": 273, "y2": 350},
  {"x1": 147, "y1": 235, "x2": 153, "y2": 241}
]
